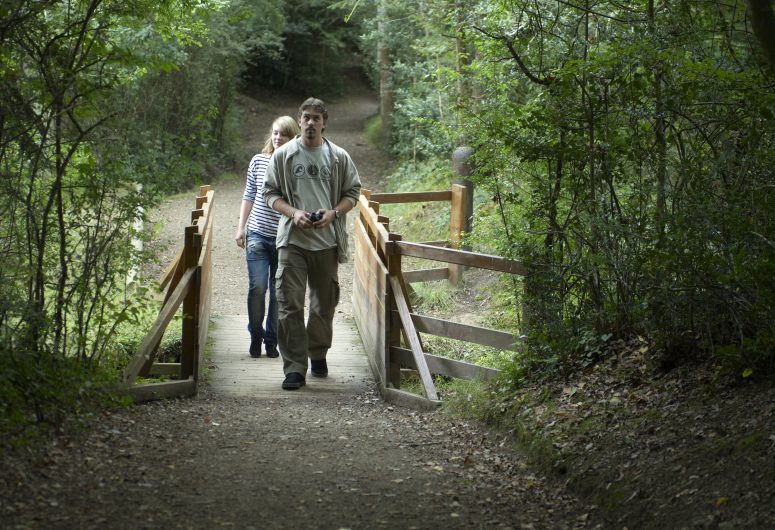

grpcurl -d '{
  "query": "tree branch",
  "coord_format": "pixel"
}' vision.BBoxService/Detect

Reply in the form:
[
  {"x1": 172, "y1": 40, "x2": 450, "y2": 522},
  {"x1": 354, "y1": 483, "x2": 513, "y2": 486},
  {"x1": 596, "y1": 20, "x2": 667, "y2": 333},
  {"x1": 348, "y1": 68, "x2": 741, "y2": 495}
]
[{"x1": 473, "y1": 26, "x2": 551, "y2": 86}]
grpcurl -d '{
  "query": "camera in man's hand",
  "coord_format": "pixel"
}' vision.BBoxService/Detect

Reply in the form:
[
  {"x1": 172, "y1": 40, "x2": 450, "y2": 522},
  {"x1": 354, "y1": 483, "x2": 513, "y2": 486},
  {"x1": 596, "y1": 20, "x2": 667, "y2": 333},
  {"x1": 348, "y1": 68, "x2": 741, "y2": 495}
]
[{"x1": 308, "y1": 211, "x2": 323, "y2": 223}]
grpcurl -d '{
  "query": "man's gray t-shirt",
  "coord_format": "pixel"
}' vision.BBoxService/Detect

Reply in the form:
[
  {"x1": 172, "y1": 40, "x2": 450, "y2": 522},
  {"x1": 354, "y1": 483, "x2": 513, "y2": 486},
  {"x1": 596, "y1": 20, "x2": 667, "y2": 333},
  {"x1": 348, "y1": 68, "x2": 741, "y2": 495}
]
[{"x1": 288, "y1": 143, "x2": 337, "y2": 250}]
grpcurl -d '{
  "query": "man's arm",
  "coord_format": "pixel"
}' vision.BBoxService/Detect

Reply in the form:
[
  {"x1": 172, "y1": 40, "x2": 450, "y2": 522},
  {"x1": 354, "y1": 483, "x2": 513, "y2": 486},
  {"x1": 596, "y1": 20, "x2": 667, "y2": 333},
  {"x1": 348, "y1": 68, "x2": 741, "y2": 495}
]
[{"x1": 271, "y1": 197, "x2": 308, "y2": 227}]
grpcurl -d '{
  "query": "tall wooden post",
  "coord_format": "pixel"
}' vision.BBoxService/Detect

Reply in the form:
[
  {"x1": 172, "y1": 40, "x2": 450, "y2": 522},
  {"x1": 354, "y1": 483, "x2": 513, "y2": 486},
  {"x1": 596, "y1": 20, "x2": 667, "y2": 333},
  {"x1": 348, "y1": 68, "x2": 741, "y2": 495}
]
[
  {"x1": 386, "y1": 233, "x2": 403, "y2": 389},
  {"x1": 452, "y1": 146, "x2": 475, "y2": 245},
  {"x1": 448, "y1": 184, "x2": 467, "y2": 288},
  {"x1": 180, "y1": 225, "x2": 201, "y2": 380}
]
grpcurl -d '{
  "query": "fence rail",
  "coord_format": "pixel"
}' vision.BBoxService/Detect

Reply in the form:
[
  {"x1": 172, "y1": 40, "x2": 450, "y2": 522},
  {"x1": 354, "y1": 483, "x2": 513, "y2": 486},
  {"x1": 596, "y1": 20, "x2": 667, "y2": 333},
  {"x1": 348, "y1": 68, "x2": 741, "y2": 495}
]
[
  {"x1": 122, "y1": 185, "x2": 215, "y2": 402},
  {"x1": 352, "y1": 186, "x2": 526, "y2": 408}
]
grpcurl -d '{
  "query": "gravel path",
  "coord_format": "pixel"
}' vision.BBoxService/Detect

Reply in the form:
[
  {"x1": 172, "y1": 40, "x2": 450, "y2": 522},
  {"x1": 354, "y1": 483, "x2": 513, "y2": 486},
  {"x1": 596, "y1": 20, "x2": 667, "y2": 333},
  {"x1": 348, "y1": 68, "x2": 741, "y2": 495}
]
[{"x1": 0, "y1": 81, "x2": 594, "y2": 529}]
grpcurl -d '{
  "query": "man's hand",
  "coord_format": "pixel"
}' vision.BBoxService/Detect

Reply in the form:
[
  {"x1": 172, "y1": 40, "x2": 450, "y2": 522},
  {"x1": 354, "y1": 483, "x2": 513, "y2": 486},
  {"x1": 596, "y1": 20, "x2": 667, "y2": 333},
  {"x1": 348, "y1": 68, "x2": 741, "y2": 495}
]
[
  {"x1": 310, "y1": 209, "x2": 335, "y2": 229},
  {"x1": 292, "y1": 209, "x2": 333, "y2": 229}
]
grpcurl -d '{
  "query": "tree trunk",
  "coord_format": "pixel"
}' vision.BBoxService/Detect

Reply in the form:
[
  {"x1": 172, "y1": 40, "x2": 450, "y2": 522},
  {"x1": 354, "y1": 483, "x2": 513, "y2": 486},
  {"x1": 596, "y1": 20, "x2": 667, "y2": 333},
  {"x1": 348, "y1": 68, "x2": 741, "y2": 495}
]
[
  {"x1": 377, "y1": 2, "x2": 393, "y2": 145},
  {"x1": 747, "y1": 0, "x2": 775, "y2": 75}
]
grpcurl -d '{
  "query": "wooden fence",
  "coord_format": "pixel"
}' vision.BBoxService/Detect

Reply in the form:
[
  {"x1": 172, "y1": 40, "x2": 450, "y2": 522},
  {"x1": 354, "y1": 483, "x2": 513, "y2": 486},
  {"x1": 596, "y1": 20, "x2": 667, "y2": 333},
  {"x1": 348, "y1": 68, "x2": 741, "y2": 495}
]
[
  {"x1": 122, "y1": 185, "x2": 215, "y2": 402},
  {"x1": 353, "y1": 186, "x2": 527, "y2": 408}
]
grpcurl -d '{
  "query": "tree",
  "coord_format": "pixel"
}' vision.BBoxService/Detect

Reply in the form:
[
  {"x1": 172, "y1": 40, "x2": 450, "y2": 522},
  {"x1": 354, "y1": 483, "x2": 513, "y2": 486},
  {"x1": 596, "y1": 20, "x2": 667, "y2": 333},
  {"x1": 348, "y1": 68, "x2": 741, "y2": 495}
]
[
  {"x1": 747, "y1": 0, "x2": 775, "y2": 74},
  {"x1": 0, "y1": 0, "x2": 234, "y2": 429},
  {"x1": 355, "y1": 0, "x2": 775, "y2": 376}
]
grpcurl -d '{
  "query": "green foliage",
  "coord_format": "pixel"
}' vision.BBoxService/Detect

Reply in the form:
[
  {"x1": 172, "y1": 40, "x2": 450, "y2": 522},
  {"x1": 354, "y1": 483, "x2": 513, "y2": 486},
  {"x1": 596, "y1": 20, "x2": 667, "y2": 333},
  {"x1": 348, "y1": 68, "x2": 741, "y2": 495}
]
[
  {"x1": 464, "y1": 0, "x2": 775, "y2": 377},
  {"x1": 244, "y1": 0, "x2": 363, "y2": 97},
  {"x1": 0, "y1": 346, "x2": 132, "y2": 448},
  {"x1": 411, "y1": 282, "x2": 454, "y2": 312},
  {"x1": 377, "y1": 158, "x2": 452, "y2": 244},
  {"x1": 0, "y1": 0, "x2": 245, "y2": 440},
  {"x1": 358, "y1": 0, "x2": 464, "y2": 158}
]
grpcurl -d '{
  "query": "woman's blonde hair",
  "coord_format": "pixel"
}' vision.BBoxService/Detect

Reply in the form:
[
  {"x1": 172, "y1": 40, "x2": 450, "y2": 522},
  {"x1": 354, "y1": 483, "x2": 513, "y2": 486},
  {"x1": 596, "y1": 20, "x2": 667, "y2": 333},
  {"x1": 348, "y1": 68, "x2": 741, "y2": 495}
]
[{"x1": 262, "y1": 115, "x2": 300, "y2": 155}]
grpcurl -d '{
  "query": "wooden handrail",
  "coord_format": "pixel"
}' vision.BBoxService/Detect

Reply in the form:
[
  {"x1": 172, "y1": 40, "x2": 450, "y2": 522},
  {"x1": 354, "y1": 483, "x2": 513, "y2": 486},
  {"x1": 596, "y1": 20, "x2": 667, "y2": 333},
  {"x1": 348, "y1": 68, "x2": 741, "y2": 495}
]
[
  {"x1": 368, "y1": 191, "x2": 452, "y2": 203},
  {"x1": 124, "y1": 186, "x2": 215, "y2": 401},
  {"x1": 124, "y1": 267, "x2": 196, "y2": 382},
  {"x1": 394, "y1": 241, "x2": 528, "y2": 275},
  {"x1": 391, "y1": 311, "x2": 520, "y2": 350},
  {"x1": 353, "y1": 183, "x2": 527, "y2": 407}
]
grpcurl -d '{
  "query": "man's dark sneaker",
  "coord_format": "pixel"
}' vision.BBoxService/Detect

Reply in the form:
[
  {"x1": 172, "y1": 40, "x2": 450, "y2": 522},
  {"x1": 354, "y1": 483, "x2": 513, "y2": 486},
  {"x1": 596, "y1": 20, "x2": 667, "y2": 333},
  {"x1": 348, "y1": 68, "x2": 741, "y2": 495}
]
[
  {"x1": 249, "y1": 339, "x2": 262, "y2": 358},
  {"x1": 310, "y1": 359, "x2": 328, "y2": 378},
  {"x1": 282, "y1": 372, "x2": 305, "y2": 390},
  {"x1": 265, "y1": 345, "x2": 279, "y2": 358}
]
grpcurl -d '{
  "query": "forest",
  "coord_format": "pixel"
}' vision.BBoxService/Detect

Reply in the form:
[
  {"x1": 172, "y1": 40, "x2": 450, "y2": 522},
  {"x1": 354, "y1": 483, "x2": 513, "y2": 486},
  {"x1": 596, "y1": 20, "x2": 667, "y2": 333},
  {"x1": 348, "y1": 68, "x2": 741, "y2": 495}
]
[{"x1": 1, "y1": 0, "x2": 774, "y2": 441}]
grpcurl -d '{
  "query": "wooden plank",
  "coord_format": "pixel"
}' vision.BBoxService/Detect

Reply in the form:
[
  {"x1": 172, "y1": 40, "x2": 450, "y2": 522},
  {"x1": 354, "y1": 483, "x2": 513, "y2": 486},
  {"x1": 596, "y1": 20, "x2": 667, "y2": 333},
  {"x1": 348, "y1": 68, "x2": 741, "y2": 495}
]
[
  {"x1": 389, "y1": 275, "x2": 438, "y2": 401},
  {"x1": 159, "y1": 248, "x2": 183, "y2": 290},
  {"x1": 196, "y1": 196, "x2": 214, "y2": 381},
  {"x1": 126, "y1": 379, "x2": 196, "y2": 402},
  {"x1": 141, "y1": 244, "x2": 188, "y2": 376},
  {"x1": 207, "y1": 314, "x2": 371, "y2": 398},
  {"x1": 388, "y1": 234, "x2": 424, "y2": 375},
  {"x1": 353, "y1": 220, "x2": 389, "y2": 387},
  {"x1": 391, "y1": 311, "x2": 519, "y2": 350},
  {"x1": 395, "y1": 241, "x2": 528, "y2": 276},
  {"x1": 123, "y1": 267, "x2": 195, "y2": 382},
  {"x1": 356, "y1": 195, "x2": 394, "y2": 260},
  {"x1": 390, "y1": 346, "x2": 501, "y2": 381},
  {"x1": 403, "y1": 268, "x2": 449, "y2": 284},
  {"x1": 381, "y1": 387, "x2": 441, "y2": 411},
  {"x1": 197, "y1": 190, "x2": 215, "y2": 235},
  {"x1": 369, "y1": 191, "x2": 452, "y2": 204}
]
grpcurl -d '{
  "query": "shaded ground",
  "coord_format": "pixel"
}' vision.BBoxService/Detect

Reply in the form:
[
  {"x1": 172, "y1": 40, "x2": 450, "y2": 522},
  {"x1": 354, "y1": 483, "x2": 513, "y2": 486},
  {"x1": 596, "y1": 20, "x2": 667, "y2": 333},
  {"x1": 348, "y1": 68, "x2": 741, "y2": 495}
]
[{"x1": 499, "y1": 348, "x2": 775, "y2": 529}]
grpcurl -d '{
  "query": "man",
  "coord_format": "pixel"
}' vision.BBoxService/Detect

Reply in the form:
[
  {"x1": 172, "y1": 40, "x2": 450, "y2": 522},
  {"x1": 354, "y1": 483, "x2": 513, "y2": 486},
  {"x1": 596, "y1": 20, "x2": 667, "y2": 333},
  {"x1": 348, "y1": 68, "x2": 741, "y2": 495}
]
[{"x1": 263, "y1": 97, "x2": 362, "y2": 390}]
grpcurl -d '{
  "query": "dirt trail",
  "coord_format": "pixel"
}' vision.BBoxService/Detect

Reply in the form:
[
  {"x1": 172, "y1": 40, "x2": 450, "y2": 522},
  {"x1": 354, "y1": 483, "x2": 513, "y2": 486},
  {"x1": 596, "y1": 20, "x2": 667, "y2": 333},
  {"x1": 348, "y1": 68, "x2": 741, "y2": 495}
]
[{"x1": 0, "y1": 83, "x2": 594, "y2": 529}]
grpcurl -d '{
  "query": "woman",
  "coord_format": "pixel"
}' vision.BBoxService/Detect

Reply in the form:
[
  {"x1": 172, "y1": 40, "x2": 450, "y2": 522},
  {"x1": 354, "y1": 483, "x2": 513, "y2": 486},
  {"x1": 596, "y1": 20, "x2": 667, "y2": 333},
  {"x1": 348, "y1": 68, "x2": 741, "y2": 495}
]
[{"x1": 235, "y1": 115, "x2": 300, "y2": 358}]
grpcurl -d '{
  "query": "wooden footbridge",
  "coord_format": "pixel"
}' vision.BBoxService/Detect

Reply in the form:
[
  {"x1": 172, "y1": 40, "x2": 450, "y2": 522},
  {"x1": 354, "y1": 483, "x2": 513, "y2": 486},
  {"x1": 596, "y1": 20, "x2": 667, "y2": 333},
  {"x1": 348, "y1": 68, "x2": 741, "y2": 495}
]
[{"x1": 122, "y1": 185, "x2": 526, "y2": 407}]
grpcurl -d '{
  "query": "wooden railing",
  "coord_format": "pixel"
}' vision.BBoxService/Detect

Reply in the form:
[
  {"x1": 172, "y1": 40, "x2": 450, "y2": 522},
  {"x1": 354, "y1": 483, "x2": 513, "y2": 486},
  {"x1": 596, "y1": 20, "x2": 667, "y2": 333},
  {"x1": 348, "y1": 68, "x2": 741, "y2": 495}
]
[
  {"x1": 122, "y1": 185, "x2": 215, "y2": 402},
  {"x1": 353, "y1": 186, "x2": 526, "y2": 408}
]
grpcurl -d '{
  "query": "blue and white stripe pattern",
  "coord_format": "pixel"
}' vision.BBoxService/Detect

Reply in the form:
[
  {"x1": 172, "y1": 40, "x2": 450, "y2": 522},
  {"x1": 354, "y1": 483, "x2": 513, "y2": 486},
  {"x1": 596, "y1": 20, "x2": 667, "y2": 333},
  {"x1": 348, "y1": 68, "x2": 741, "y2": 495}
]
[{"x1": 243, "y1": 153, "x2": 281, "y2": 238}]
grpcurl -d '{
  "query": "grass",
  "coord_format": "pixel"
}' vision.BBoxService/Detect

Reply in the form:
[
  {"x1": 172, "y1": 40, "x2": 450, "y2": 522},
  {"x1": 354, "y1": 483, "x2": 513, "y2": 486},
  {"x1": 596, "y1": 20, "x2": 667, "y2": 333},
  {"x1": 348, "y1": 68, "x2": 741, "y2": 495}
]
[{"x1": 364, "y1": 113, "x2": 383, "y2": 147}]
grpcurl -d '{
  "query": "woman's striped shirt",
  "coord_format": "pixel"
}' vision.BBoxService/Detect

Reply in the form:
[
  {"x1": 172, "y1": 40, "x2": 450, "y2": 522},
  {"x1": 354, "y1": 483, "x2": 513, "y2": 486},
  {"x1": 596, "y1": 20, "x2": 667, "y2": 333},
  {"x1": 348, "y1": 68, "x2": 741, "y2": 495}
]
[{"x1": 242, "y1": 153, "x2": 281, "y2": 238}]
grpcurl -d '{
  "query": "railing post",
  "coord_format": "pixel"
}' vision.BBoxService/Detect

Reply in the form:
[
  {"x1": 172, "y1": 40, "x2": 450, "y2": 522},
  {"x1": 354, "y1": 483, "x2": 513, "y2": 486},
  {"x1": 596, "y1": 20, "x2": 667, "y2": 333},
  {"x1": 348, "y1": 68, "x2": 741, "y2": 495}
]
[
  {"x1": 452, "y1": 146, "x2": 475, "y2": 243},
  {"x1": 180, "y1": 225, "x2": 201, "y2": 380},
  {"x1": 387, "y1": 233, "x2": 403, "y2": 389},
  {"x1": 448, "y1": 183, "x2": 467, "y2": 288}
]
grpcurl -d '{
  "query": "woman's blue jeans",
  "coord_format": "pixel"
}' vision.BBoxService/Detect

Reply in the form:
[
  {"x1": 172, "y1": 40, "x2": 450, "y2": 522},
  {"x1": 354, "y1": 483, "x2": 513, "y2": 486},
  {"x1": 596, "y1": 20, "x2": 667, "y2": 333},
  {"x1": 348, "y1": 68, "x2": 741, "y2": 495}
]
[{"x1": 246, "y1": 232, "x2": 278, "y2": 348}]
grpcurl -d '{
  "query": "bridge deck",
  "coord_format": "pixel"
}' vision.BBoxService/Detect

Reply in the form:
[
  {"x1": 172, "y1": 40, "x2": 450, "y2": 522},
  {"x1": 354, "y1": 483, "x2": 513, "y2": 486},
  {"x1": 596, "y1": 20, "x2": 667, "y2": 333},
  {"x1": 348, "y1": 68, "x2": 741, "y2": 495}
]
[{"x1": 207, "y1": 313, "x2": 373, "y2": 398}]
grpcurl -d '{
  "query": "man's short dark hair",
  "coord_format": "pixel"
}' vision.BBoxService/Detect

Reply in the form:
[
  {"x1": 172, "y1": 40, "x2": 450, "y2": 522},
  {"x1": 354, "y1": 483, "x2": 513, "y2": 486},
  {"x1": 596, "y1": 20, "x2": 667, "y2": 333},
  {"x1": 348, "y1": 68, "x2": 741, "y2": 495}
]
[{"x1": 299, "y1": 97, "x2": 328, "y2": 122}]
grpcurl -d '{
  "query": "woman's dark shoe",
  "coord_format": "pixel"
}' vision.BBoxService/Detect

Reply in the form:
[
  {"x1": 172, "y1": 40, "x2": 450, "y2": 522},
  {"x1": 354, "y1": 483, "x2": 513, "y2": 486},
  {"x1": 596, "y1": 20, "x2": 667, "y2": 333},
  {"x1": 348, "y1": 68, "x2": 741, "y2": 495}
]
[
  {"x1": 265, "y1": 345, "x2": 279, "y2": 358},
  {"x1": 249, "y1": 339, "x2": 262, "y2": 358}
]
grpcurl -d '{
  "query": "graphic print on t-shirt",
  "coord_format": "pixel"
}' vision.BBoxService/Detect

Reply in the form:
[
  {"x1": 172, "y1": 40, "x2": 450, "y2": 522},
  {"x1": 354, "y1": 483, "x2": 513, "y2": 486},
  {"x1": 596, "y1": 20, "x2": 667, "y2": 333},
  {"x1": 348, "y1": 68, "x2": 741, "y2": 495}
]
[
  {"x1": 294, "y1": 161, "x2": 331, "y2": 179},
  {"x1": 293, "y1": 146, "x2": 330, "y2": 182}
]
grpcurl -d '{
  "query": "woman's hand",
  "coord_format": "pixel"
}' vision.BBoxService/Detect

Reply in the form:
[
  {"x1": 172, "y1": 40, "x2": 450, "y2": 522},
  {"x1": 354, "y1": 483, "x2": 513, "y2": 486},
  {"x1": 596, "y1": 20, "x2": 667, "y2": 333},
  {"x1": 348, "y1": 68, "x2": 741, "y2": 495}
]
[{"x1": 235, "y1": 227, "x2": 246, "y2": 248}]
